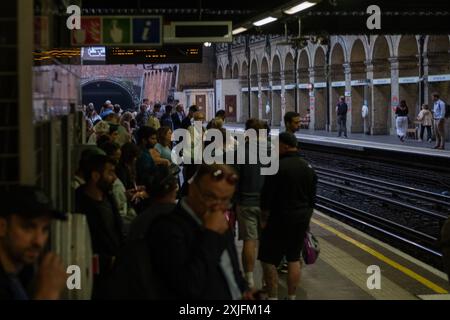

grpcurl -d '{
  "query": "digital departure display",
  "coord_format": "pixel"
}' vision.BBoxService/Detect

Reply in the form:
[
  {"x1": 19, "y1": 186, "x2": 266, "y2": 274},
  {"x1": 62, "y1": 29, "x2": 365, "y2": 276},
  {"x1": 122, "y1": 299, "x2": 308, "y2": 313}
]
[{"x1": 105, "y1": 45, "x2": 202, "y2": 64}]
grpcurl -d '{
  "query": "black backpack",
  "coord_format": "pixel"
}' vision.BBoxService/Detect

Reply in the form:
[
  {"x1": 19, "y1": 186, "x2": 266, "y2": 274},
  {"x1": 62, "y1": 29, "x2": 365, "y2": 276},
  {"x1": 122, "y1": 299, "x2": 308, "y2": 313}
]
[
  {"x1": 106, "y1": 229, "x2": 164, "y2": 299},
  {"x1": 445, "y1": 102, "x2": 450, "y2": 119}
]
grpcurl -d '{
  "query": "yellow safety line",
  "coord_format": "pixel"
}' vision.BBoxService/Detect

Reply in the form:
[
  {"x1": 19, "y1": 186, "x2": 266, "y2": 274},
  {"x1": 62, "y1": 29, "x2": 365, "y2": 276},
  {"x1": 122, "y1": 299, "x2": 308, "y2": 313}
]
[{"x1": 311, "y1": 217, "x2": 449, "y2": 294}]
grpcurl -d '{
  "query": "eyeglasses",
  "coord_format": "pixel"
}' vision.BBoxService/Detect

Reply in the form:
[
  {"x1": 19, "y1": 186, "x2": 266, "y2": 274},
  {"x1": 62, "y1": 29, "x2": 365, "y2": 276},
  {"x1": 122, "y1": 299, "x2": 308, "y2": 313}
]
[{"x1": 191, "y1": 182, "x2": 233, "y2": 208}]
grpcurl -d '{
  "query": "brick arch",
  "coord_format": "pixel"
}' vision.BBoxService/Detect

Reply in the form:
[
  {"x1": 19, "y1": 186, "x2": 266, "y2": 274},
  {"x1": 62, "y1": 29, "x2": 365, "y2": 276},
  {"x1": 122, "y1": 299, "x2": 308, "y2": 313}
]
[
  {"x1": 297, "y1": 48, "x2": 312, "y2": 70},
  {"x1": 232, "y1": 62, "x2": 239, "y2": 79},
  {"x1": 330, "y1": 36, "x2": 349, "y2": 63},
  {"x1": 217, "y1": 65, "x2": 224, "y2": 79},
  {"x1": 313, "y1": 46, "x2": 326, "y2": 67},
  {"x1": 350, "y1": 37, "x2": 369, "y2": 63},
  {"x1": 271, "y1": 51, "x2": 282, "y2": 73},
  {"x1": 81, "y1": 78, "x2": 138, "y2": 111},
  {"x1": 224, "y1": 64, "x2": 232, "y2": 79},
  {"x1": 369, "y1": 35, "x2": 394, "y2": 61}
]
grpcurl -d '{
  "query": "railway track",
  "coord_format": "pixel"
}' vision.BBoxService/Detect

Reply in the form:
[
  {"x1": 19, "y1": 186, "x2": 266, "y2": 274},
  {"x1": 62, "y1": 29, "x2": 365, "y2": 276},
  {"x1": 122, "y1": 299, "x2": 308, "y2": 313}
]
[{"x1": 313, "y1": 165, "x2": 450, "y2": 269}]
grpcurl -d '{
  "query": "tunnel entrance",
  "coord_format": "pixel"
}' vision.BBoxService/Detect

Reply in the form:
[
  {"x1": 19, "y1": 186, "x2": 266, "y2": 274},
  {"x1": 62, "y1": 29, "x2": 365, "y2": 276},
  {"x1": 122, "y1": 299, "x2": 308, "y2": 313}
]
[{"x1": 82, "y1": 80, "x2": 135, "y2": 112}]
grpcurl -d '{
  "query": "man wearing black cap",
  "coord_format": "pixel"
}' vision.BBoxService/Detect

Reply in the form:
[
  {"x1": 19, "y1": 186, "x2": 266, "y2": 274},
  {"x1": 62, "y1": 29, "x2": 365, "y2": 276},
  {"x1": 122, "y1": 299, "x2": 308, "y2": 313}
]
[
  {"x1": 258, "y1": 132, "x2": 317, "y2": 300},
  {"x1": 0, "y1": 186, "x2": 67, "y2": 300}
]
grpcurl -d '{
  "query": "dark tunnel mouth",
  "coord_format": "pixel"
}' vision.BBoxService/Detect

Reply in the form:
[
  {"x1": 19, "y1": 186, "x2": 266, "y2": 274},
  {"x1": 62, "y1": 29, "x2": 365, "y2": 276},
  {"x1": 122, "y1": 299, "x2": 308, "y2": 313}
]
[{"x1": 82, "y1": 80, "x2": 135, "y2": 112}]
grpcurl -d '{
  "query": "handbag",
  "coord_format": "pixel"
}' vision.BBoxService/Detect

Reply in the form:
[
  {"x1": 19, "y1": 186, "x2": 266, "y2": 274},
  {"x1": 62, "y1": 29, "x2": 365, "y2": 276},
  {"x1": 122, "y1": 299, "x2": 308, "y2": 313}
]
[{"x1": 302, "y1": 229, "x2": 320, "y2": 265}]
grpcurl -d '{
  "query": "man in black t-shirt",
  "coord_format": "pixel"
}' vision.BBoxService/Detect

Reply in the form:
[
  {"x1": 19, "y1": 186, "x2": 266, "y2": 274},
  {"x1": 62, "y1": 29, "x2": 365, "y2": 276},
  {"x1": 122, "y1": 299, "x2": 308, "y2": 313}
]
[
  {"x1": 258, "y1": 132, "x2": 317, "y2": 300},
  {"x1": 336, "y1": 96, "x2": 348, "y2": 138},
  {"x1": 75, "y1": 154, "x2": 124, "y2": 299}
]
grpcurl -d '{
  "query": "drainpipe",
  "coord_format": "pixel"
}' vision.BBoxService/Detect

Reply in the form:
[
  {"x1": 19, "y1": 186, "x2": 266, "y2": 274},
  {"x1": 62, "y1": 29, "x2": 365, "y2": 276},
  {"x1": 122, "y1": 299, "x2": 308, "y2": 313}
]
[
  {"x1": 246, "y1": 35, "x2": 251, "y2": 119},
  {"x1": 325, "y1": 37, "x2": 331, "y2": 130},
  {"x1": 418, "y1": 35, "x2": 425, "y2": 112},
  {"x1": 294, "y1": 46, "x2": 299, "y2": 113}
]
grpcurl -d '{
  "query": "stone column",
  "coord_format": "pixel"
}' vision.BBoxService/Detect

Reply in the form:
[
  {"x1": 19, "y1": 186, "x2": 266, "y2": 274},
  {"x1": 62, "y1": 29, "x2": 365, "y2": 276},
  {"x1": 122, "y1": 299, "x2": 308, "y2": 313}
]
[
  {"x1": 280, "y1": 72, "x2": 286, "y2": 129},
  {"x1": 365, "y1": 60, "x2": 374, "y2": 135},
  {"x1": 344, "y1": 63, "x2": 352, "y2": 132},
  {"x1": 389, "y1": 57, "x2": 400, "y2": 135},
  {"x1": 308, "y1": 67, "x2": 316, "y2": 130},
  {"x1": 422, "y1": 54, "x2": 429, "y2": 107},
  {"x1": 257, "y1": 74, "x2": 263, "y2": 119},
  {"x1": 268, "y1": 72, "x2": 273, "y2": 126}
]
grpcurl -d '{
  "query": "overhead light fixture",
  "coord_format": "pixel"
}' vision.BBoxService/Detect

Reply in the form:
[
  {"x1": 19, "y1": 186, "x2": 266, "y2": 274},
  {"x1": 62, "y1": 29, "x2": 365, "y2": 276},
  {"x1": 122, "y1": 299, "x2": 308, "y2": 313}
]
[
  {"x1": 232, "y1": 27, "x2": 247, "y2": 35},
  {"x1": 203, "y1": 42, "x2": 212, "y2": 47},
  {"x1": 284, "y1": 1, "x2": 318, "y2": 15},
  {"x1": 253, "y1": 16, "x2": 277, "y2": 27}
]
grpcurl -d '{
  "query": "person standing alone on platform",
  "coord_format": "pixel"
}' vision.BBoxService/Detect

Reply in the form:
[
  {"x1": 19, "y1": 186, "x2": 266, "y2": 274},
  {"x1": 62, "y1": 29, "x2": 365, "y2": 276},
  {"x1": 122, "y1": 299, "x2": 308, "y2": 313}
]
[
  {"x1": 395, "y1": 100, "x2": 409, "y2": 142},
  {"x1": 432, "y1": 92, "x2": 446, "y2": 150},
  {"x1": 361, "y1": 103, "x2": 370, "y2": 135},
  {"x1": 258, "y1": 132, "x2": 317, "y2": 300},
  {"x1": 336, "y1": 96, "x2": 348, "y2": 138}
]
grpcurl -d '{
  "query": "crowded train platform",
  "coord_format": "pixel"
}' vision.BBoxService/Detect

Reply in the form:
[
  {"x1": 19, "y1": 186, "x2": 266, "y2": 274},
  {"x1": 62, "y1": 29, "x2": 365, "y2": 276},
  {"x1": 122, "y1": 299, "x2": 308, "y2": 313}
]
[{"x1": 1, "y1": 1, "x2": 450, "y2": 313}]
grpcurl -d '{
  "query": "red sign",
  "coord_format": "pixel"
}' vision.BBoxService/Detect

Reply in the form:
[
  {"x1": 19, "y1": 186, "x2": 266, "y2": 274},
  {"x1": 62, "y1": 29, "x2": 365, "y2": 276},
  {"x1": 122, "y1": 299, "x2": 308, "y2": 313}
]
[{"x1": 71, "y1": 17, "x2": 102, "y2": 45}]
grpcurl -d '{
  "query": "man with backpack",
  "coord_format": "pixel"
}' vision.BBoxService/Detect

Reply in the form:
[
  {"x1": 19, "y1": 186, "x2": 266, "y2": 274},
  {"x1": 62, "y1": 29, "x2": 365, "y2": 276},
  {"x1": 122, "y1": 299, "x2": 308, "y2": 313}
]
[{"x1": 432, "y1": 92, "x2": 447, "y2": 150}]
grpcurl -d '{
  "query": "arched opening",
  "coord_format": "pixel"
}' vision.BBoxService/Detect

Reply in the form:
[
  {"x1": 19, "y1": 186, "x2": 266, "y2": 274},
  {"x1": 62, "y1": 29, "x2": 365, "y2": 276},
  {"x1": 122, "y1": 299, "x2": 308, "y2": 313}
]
[
  {"x1": 225, "y1": 64, "x2": 232, "y2": 79},
  {"x1": 314, "y1": 47, "x2": 327, "y2": 130},
  {"x1": 330, "y1": 43, "x2": 345, "y2": 131},
  {"x1": 427, "y1": 36, "x2": 450, "y2": 108},
  {"x1": 350, "y1": 39, "x2": 367, "y2": 133},
  {"x1": 82, "y1": 80, "x2": 135, "y2": 111},
  {"x1": 398, "y1": 36, "x2": 419, "y2": 118},
  {"x1": 240, "y1": 61, "x2": 249, "y2": 122},
  {"x1": 372, "y1": 36, "x2": 391, "y2": 135},
  {"x1": 217, "y1": 65, "x2": 223, "y2": 79},
  {"x1": 260, "y1": 57, "x2": 270, "y2": 121},
  {"x1": 427, "y1": 35, "x2": 450, "y2": 141},
  {"x1": 284, "y1": 52, "x2": 296, "y2": 117},
  {"x1": 232, "y1": 63, "x2": 239, "y2": 79},
  {"x1": 298, "y1": 49, "x2": 310, "y2": 122},
  {"x1": 271, "y1": 55, "x2": 282, "y2": 126},
  {"x1": 250, "y1": 59, "x2": 259, "y2": 118}
]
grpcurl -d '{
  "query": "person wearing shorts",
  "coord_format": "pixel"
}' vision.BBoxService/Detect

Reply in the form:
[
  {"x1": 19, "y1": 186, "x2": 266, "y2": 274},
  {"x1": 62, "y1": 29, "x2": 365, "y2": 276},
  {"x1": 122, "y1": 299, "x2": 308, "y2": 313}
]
[{"x1": 258, "y1": 132, "x2": 317, "y2": 300}]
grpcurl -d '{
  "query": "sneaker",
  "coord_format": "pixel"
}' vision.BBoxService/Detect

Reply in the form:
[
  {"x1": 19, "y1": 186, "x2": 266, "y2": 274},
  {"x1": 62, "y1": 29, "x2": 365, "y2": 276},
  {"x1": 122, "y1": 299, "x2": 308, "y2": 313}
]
[
  {"x1": 277, "y1": 263, "x2": 288, "y2": 274},
  {"x1": 418, "y1": 139, "x2": 422, "y2": 142},
  {"x1": 428, "y1": 139, "x2": 432, "y2": 143}
]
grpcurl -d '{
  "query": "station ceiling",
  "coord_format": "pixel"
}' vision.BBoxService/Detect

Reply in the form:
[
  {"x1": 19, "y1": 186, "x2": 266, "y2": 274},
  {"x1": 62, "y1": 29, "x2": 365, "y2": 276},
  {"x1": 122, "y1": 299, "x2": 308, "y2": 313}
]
[{"x1": 80, "y1": 0, "x2": 450, "y2": 35}]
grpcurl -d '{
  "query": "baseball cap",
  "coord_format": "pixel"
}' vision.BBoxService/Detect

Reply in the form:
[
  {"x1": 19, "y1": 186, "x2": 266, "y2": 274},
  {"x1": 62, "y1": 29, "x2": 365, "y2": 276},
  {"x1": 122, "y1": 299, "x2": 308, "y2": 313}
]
[
  {"x1": 100, "y1": 109, "x2": 114, "y2": 119},
  {"x1": 2, "y1": 185, "x2": 66, "y2": 220}
]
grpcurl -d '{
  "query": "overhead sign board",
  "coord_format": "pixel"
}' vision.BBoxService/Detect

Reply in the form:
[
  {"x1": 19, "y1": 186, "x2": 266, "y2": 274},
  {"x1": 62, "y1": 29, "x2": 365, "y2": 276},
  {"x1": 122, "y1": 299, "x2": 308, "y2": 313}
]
[
  {"x1": 163, "y1": 21, "x2": 232, "y2": 43},
  {"x1": 71, "y1": 16, "x2": 162, "y2": 46},
  {"x1": 105, "y1": 45, "x2": 202, "y2": 64}
]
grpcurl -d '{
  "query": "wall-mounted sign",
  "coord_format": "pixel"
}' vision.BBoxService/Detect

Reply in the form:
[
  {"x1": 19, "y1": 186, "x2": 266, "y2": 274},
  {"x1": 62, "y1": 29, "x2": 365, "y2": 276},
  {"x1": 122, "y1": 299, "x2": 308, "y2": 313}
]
[
  {"x1": 331, "y1": 81, "x2": 346, "y2": 88},
  {"x1": 399, "y1": 76, "x2": 419, "y2": 84},
  {"x1": 314, "y1": 82, "x2": 327, "y2": 89},
  {"x1": 372, "y1": 78, "x2": 391, "y2": 85},
  {"x1": 71, "y1": 16, "x2": 161, "y2": 46},
  {"x1": 351, "y1": 79, "x2": 368, "y2": 86},
  {"x1": 428, "y1": 74, "x2": 450, "y2": 83}
]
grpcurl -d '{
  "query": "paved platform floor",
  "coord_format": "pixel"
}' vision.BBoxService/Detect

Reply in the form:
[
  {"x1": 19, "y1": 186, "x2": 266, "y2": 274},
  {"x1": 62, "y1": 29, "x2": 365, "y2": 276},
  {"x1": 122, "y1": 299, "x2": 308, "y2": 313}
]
[
  {"x1": 225, "y1": 124, "x2": 450, "y2": 159},
  {"x1": 236, "y1": 211, "x2": 450, "y2": 300}
]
